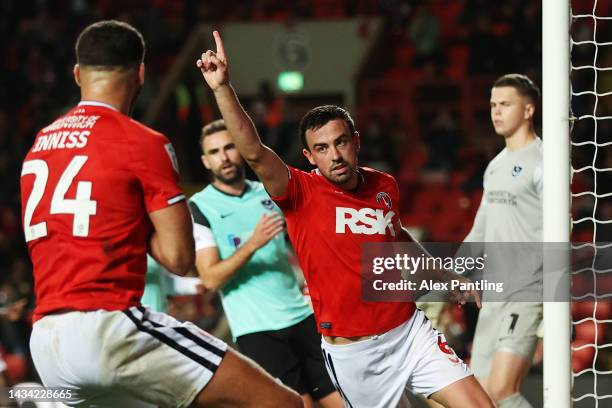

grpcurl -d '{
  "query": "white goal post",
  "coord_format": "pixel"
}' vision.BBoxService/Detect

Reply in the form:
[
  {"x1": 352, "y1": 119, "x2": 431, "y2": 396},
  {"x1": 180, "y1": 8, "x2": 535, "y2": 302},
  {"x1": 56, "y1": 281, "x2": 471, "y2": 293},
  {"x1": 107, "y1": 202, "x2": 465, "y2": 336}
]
[{"x1": 542, "y1": 0, "x2": 572, "y2": 407}]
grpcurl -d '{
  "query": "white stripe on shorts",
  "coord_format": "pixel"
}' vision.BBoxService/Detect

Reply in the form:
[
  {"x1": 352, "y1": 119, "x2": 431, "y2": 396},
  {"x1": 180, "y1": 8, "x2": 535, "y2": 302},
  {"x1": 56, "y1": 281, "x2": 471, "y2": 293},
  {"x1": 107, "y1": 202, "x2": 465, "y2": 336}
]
[
  {"x1": 135, "y1": 306, "x2": 225, "y2": 357},
  {"x1": 322, "y1": 350, "x2": 355, "y2": 408},
  {"x1": 124, "y1": 306, "x2": 225, "y2": 373}
]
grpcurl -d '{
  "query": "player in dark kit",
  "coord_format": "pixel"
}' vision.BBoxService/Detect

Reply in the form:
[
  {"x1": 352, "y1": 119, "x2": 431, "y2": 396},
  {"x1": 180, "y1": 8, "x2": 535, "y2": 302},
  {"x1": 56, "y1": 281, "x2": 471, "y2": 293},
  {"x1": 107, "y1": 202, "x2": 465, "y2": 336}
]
[
  {"x1": 197, "y1": 31, "x2": 494, "y2": 408},
  {"x1": 20, "y1": 20, "x2": 301, "y2": 408}
]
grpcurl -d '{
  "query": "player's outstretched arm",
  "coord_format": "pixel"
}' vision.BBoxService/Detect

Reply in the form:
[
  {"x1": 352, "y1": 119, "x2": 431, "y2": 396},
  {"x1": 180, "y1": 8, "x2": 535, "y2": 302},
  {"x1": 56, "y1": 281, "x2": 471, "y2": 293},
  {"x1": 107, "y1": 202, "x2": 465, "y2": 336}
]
[
  {"x1": 197, "y1": 31, "x2": 289, "y2": 197},
  {"x1": 149, "y1": 202, "x2": 195, "y2": 276},
  {"x1": 196, "y1": 213, "x2": 285, "y2": 291},
  {"x1": 399, "y1": 226, "x2": 482, "y2": 308}
]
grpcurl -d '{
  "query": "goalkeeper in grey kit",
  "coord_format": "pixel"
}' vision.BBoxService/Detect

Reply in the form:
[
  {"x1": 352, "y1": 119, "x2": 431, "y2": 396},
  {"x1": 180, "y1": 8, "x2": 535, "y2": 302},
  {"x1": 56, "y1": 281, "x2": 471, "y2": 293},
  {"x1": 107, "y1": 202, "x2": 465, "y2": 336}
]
[{"x1": 463, "y1": 74, "x2": 543, "y2": 408}]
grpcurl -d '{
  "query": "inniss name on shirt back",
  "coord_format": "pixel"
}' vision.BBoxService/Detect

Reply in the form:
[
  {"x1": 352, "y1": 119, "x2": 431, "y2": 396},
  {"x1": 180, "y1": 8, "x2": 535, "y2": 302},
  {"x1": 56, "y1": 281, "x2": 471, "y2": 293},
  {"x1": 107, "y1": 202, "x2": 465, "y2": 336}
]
[{"x1": 32, "y1": 112, "x2": 100, "y2": 152}]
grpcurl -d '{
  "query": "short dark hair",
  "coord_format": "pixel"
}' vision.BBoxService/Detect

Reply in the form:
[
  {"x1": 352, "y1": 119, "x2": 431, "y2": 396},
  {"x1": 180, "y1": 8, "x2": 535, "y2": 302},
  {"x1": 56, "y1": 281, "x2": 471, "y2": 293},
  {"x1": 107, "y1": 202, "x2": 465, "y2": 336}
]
[
  {"x1": 200, "y1": 119, "x2": 227, "y2": 152},
  {"x1": 492, "y1": 74, "x2": 540, "y2": 104},
  {"x1": 299, "y1": 105, "x2": 356, "y2": 150},
  {"x1": 75, "y1": 20, "x2": 145, "y2": 69}
]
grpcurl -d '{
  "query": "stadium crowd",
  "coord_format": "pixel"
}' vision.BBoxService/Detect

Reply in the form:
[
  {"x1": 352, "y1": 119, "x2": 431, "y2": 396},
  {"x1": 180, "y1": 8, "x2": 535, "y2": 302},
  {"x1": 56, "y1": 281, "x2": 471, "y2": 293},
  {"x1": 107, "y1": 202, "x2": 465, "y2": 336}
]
[{"x1": 1, "y1": 0, "x2": 611, "y2": 389}]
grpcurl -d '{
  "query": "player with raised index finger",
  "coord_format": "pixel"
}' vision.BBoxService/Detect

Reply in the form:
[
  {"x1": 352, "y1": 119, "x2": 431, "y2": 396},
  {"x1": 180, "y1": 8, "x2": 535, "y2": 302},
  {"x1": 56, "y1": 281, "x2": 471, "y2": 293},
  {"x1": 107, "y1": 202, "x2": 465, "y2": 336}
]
[{"x1": 197, "y1": 30, "x2": 494, "y2": 408}]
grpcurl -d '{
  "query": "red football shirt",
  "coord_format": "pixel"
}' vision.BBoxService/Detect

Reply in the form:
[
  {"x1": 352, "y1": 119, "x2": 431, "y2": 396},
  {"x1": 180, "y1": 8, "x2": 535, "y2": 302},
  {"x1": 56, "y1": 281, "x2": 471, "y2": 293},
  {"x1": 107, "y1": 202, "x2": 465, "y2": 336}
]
[
  {"x1": 20, "y1": 102, "x2": 184, "y2": 321},
  {"x1": 272, "y1": 166, "x2": 415, "y2": 337}
]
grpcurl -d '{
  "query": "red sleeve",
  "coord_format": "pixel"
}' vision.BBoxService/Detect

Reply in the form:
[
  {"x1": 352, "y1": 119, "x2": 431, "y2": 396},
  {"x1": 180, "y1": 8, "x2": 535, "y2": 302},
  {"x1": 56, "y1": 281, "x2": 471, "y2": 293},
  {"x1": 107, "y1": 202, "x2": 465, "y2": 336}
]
[
  {"x1": 388, "y1": 174, "x2": 404, "y2": 237},
  {"x1": 130, "y1": 131, "x2": 185, "y2": 213},
  {"x1": 270, "y1": 166, "x2": 310, "y2": 213}
]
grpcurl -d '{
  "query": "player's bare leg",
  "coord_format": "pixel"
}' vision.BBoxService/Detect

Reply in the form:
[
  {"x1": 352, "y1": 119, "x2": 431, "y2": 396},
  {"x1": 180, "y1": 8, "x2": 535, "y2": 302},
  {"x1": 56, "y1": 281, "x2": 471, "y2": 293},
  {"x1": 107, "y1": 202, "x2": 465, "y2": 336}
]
[
  {"x1": 301, "y1": 393, "x2": 315, "y2": 408},
  {"x1": 425, "y1": 398, "x2": 445, "y2": 408},
  {"x1": 191, "y1": 348, "x2": 303, "y2": 408},
  {"x1": 485, "y1": 351, "x2": 532, "y2": 407},
  {"x1": 476, "y1": 375, "x2": 488, "y2": 390},
  {"x1": 429, "y1": 375, "x2": 494, "y2": 408},
  {"x1": 315, "y1": 390, "x2": 344, "y2": 407}
]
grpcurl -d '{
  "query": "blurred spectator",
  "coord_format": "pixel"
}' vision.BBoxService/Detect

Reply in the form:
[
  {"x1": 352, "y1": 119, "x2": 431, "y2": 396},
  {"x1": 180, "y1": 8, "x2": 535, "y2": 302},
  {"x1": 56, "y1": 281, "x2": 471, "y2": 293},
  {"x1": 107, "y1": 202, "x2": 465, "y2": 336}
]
[
  {"x1": 467, "y1": 13, "x2": 506, "y2": 74},
  {"x1": 360, "y1": 112, "x2": 396, "y2": 172},
  {"x1": 387, "y1": 112, "x2": 408, "y2": 170},
  {"x1": 0, "y1": 297, "x2": 29, "y2": 385},
  {"x1": 380, "y1": 0, "x2": 412, "y2": 36},
  {"x1": 408, "y1": 3, "x2": 443, "y2": 69},
  {"x1": 423, "y1": 109, "x2": 462, "y2": 171}
]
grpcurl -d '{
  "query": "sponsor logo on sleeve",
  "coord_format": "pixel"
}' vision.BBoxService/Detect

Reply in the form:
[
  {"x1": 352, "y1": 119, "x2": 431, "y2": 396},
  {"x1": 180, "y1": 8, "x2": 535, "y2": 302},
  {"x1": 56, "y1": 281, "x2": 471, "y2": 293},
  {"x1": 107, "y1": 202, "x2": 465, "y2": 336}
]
[{"x1": 164, "y1": 143, "x2": 180, "y2": 173}]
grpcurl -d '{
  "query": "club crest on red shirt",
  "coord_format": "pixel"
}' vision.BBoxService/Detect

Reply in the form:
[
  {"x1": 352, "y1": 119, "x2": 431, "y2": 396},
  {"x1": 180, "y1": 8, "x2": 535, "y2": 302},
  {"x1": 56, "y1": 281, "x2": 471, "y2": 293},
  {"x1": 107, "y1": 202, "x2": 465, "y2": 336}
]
[{"x1": 376, "y1": 192, "x2": 392, "y2": 209}]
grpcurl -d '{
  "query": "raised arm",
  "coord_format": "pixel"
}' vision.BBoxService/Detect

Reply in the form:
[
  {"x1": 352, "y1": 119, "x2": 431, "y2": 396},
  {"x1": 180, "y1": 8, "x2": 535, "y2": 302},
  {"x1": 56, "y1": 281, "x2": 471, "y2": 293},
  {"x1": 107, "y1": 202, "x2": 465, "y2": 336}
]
[
  {"x1": 399, "y1": 225, "x2": 482, "y2": 308},
  {"x1": 197, "y1": 31, "x2": 289, "y2": 197}
]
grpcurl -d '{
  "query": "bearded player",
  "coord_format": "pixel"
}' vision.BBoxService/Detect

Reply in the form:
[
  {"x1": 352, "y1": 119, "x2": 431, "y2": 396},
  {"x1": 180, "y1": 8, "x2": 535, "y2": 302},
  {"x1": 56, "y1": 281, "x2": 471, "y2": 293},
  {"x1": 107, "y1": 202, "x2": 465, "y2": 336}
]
[{"x1": 197, "y1": 31, "x2": 494, "y2": 408}]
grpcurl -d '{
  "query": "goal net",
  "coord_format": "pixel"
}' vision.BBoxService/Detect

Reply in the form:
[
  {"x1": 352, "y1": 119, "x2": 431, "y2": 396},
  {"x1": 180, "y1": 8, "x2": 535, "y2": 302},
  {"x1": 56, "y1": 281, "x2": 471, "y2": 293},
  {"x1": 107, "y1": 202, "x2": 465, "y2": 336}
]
[{"x1": 570, "y1": 0, "x2": 612, "y2": 406}]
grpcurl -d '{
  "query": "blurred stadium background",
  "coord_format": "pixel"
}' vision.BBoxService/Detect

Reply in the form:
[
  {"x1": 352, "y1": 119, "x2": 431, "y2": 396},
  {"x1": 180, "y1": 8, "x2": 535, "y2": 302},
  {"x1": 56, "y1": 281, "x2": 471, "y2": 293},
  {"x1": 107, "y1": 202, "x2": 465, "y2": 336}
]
[{"x1": 0, "y1": 0, "x2": 611, "y2": 406}]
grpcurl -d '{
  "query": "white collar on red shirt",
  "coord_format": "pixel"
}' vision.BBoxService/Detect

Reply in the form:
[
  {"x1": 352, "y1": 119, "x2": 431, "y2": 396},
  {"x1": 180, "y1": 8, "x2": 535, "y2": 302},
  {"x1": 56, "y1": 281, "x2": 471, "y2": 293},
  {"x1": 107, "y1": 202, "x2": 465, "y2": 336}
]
[
  {"x1": 314, "y1": 167, "x2": 365, "y2": 190},
  {"x1": 78, "y1": 100, "x2": 119, "y2": 111}
]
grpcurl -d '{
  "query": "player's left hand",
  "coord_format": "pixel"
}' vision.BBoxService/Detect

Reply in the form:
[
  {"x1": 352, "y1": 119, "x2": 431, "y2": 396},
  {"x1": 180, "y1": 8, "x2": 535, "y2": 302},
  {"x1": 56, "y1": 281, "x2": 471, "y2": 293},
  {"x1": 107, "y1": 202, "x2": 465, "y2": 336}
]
[
  {"x1": 449, "y1": 275, "x2": 482, "y2": 309},
  {"x1": 197, "y1": 30, "x2": 229, "y2": 92}
]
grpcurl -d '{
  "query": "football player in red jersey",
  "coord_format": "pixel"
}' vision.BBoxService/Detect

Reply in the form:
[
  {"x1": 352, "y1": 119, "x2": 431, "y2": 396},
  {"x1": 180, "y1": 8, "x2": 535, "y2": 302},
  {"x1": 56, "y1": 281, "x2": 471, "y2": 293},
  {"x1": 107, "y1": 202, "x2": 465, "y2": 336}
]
[
  {"x1": 20, "y1": 20, "x2": 301, "y2": 408},
  {"x1": 198, "y1": 31, "x2": 494, "y2": 408}
]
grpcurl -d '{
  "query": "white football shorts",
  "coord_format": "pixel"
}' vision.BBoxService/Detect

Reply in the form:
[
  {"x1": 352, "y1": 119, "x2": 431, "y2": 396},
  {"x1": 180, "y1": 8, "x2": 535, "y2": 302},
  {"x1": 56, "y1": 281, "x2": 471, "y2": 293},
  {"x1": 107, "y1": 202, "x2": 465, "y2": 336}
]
[
  {"x1": 30, "y1": 306, "x2": 227, "y2": 408},
  {"x1": 321, "y1": 309, "x2": 471, "y2": 408},
  {"x1": 471, "y1": 302, "x2": 542, "y2": 378}
]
